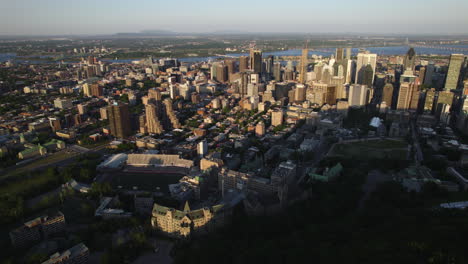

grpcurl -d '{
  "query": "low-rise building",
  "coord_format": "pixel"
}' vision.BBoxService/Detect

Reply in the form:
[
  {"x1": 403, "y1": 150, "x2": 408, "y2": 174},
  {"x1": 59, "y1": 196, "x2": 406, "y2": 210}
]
[{"x1": 42, "y1": 243, "x2": 89, "y2": 264}]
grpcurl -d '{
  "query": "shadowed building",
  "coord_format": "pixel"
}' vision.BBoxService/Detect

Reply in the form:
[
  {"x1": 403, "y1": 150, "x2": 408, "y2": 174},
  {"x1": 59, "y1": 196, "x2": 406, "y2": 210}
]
[{"x1": 108, "y1": 102, "x2": 131, "y2": 138}]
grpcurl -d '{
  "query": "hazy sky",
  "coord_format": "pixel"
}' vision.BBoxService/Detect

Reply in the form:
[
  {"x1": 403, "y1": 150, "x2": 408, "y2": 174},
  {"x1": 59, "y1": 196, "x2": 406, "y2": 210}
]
[{"x1": 1, "y1": 0, "x2": 468, "y2": 35}]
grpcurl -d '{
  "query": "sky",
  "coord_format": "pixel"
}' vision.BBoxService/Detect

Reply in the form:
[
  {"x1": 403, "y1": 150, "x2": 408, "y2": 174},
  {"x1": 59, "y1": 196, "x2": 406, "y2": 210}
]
[{"x1": 1, "y1": 0, "x2": 468, "y2": 35}]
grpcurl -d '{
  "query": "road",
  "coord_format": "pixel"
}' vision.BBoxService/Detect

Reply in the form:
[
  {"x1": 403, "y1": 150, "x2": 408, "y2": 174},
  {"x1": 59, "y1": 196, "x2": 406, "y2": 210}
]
[{"x1": 0, "y1": 143, "x2": 110, "y2": 180}]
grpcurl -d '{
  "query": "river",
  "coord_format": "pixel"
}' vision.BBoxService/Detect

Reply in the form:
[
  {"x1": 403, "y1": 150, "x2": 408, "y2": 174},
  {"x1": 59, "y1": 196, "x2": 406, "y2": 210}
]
[{"x1": 1, "y1": 45, "x2": 467, "y2": 64}]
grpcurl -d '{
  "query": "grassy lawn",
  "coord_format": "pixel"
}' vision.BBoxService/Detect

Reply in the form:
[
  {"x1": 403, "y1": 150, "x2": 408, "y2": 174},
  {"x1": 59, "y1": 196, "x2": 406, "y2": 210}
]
[
  {"x1": 329, "y1": 139, "x2": 409, "y2": 160},
  {"x1": 2, "y1": 151, "x2": 77, "y2": 179}
]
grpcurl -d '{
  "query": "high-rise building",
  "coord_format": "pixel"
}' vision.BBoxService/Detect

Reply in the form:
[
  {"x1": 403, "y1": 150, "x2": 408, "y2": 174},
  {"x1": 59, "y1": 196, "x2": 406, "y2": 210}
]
[
  {"x1": 396, "y1": 82, "x2": 417, "y2": 110},
  {"x1": 224, "y1": 59, "x2": 235, "y2": 75},
  {"x1": 335, "y1": 48, "x2": 344, "y2": 61},
  {"x1": 271, "y1": 110, "x2": 283, "y2": 126},
  {"x1": 445, "y1": 54, "x2": 466, "y2": 90},
  {"x1": 295, "y1": 84, "x2": 306, "y2": 102},
  {"x1": 362, "y1": 64, "x2": 374, "y2": 87},
  {"x1": 249, "y1": 49, "x2": 262, "y2": 74},
  {"x1": 424, "y1": 89, "x2": 436, "y2": 113},
  {"x1": 346, "y1": 47, "x2": 352, "y2": 60},
  {"x1": 424, "y1": 63, "x2": 435, "y2": 86},
  {"x1": 382, "y1": 83, "x2": 394, "y2": 107},
  {"x1": 215, "y1": 63, "x2": 228, "y2": 83},
  {"x1": 299, "y1": 49, "x2": 308, "y2": 83},
  {"x1": 108, "y1": 102, "x2": 131, "y2": 138},
  {"x1": 348, "y1": 84, "x2": 368, "y2": 107},
  {"x1": 265, "y1": 55, "x2": 274, "y2": 78},
  {"x1": 273, "y1": 62, "x2": 282, "y2": 81},
  {"x1": 91, "y1": 83, "x2": 103, "y2": 97},
  {"x1": 325, "y1": 85, "x2": 337, "y2": 105},
  {"x1": 403, "y1": 48, "x2": 416, "y2": 71},
  {"x1": 198, "y1": 140, "x2": 208, "y2": 157},
  {"x1": 255, "y1": 121, "x2": 265, "y2": 137},
  {"x1": 148, "y1": 88, "x2": 162, "y2": 102},
  {"x1": 145, "y1": 103, "x2": 163, "y2": 135},
  {"x1": 355, "y1": 52, "x2": 377, "y2": 85},
  {"x1": 239, "y1": 72, "x2": 249, "y2": 97},
  {"x1": 239, "y1": 56, "x2": 249, "y2": 72}
]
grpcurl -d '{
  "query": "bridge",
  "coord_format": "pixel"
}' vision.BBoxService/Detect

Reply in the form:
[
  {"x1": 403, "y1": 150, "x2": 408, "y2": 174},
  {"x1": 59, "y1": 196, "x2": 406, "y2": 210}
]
[{"x1": 411, "y1": 44, "x2": 468, "y2": 53}]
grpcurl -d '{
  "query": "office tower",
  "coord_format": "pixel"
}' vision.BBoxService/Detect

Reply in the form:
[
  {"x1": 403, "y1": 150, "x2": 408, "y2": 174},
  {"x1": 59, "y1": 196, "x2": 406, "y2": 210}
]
[
  {"x1": 210, "y1": 63, "x2": 218, "y2": 81},
  {"x1": 403, "y1": 48, "x2": 416, "y2": 71},
  {"x1": 424, "y1": 63, "x2": 435, "y2": 86},
  {"x1": 423, "y1": 89, "x2": 436, "y2": 113},
  {"x1": 198, "y1": 140, "x2": 208, "y2": 157},
  {"x1": 345, "y1": 59, "x2": 355, "y2": 84},
  {"x1": 284, "y1": 69, "x2": 294, "y2": 81},
  {"x1": 362, "y1": 65, "x2": 374, "y2": 87},
  {"x1": 355, "y1": 52, "x2": 377, "y2": 85},
  {"x1": 271, "y1": 110, "x2": 283, "y2": 126},
  {"x1": 417, "y1": 66, "x2": 425, "y2": 86},
  {"x1": 346, "y1": 47, "x2": 352, "y2": 60},
  {"x1": 295, "y1": 84, "x2": 306, "y2": 102},
  {"x1": 273, "y1": 62, "x2": 282, "y2": 81},
  {"x1": 91, "y1": 84, "x2": 103, "y2": 97},
  {"x1": 335, "y1": 48, "x2": 344, "y2": 61},
  {"x1": 108, "y1": 102, "x2": 131, "y2": 138},
  {"x1": 239, "y1": 56, "x2": 249, "y2": 72},
  {"x1": 331, "y1": 77, "x2": 345, "y2": 99},
  {"x1": 396, "y1": 82, "x2": 417, "y2": 110},
  {"x1": 249, "y1": 49, "x2": 262, "y2": 73},
  {"x1": 348, "y1": 84, "x2": 368, "y2": 107},
  {"x1": 325, "y1": 85, "x2": 337, "y2": 105},
  {"x1": 321, "y1": 67, "x2": 332, "y2": 84},
  {"x1": 224, "y1": 59, "x2": 235, "y2": 75},
  {"x1": 265, "y1": 55, "x2": 274, "y2": 76},
  {"x1": 299, "y1": 48, "x2": 308, "y2": 83},
  {"x1": 215, "y1": 63, "x2": 228, "y2": 83},
  {"x1": 145, "y1": 103, "x2": 163, "y2": 134},
  {"x1": 239, "y1": 72, "x2": 249, "y2": 97},
  {"x1": 445, "y1": 54, "x2": 466, "y2": 90},
  {"x1": 382, "y1": 83, "x2": 394, "y2": 107}
]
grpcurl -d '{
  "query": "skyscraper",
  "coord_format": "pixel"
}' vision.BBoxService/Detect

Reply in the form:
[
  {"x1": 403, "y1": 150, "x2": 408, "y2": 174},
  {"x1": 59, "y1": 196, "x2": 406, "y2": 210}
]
[
  {"x1": 249, "y1": 49, "x2": 262, "y2": 74},
  {"x1": 145, "y1": 103, "x2": 163, "y2": 135},
  {"x1": 424, "y1": 63, "x2": 435, "y2": 86},
  {"x1": 273, "y1": 62, "x2": 282, "y2": 81},
  {"x1": 355, "y1": 52, "x2": 377, "y2": 86},
  {"x1": 299, "y1": 48, "x2": 308, "y2": 83},
  {"x1": 346, "y1": 47, "x2": 352, "y2": 60},
  {"x1": 224, "y1": 59, "x2": 235, "y2": 77},
  {"x1": 348, "y1": 84, "x2": 368, "y2": 107},
  {"x1": 397, "y1": 82, "x2": 417, "y2": 110},
  {"x1": 215, "y1": 63, "x2": 228, "y2": 83},
  {"x1": 335, "y1": 48, "x2": 344, "y2": 62},
  {"x1": 445, "y1": 54, "x2": 466, "y2": 90},
  {"x1": 382, "y1": 83, "x2": 394, "y2": 107},
  {"x1": 108, "y1": 102, "x2": 131, "y2": 138},
  {"x1": 239, "y1": 56, "x2": 249, "y2": 72},
  {"x1": 403, "y1": 48, "x2": 416, "y2": 71}
]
